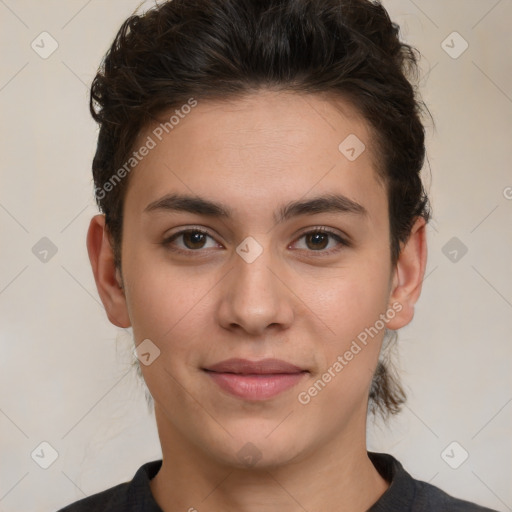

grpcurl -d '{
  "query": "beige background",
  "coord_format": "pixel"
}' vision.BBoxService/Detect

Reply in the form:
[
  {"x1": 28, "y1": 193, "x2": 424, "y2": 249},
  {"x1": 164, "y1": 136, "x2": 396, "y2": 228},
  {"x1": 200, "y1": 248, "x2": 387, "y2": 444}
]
[{"x1": 0, "y1": 0, "x2": 511, "y2": 511}]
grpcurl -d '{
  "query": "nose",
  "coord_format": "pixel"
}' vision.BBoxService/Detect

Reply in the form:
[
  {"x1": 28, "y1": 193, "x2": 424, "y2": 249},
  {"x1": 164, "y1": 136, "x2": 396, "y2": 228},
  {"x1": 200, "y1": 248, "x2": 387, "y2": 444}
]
[{"x1": 215, "y1": 244, "x2": 295, "y2": 336}]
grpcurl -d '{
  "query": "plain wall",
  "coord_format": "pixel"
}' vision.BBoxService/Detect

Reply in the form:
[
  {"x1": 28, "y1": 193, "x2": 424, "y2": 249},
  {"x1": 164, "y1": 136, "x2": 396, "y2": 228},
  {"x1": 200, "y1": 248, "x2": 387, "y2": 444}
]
[{"x1": 0, "y1": 1, "x2": 511, "y2": 511}]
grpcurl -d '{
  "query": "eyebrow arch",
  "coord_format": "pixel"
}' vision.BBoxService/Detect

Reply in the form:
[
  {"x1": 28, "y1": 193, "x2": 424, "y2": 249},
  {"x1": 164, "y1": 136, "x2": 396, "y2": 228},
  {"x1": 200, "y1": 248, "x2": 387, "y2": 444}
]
[{"x1": 144, "y1": 192, "x2": 367, "y2": 223}]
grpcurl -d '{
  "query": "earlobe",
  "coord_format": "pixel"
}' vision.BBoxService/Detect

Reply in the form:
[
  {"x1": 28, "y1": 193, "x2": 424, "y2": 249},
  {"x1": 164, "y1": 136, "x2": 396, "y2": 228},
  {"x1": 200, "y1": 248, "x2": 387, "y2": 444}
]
[
  {"x1": 386, "y1": 217, "x2": 428, "y2": 330},
  {"x1": 86, "y1": 214, "x2": 131, "y2": 328}
]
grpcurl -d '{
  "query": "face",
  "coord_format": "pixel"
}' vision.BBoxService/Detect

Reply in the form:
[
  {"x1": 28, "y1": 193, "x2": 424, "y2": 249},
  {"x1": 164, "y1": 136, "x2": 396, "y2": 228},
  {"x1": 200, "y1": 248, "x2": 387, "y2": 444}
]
[{"x1": 90, "y1": 89, "x2": 425, "y2": 469}]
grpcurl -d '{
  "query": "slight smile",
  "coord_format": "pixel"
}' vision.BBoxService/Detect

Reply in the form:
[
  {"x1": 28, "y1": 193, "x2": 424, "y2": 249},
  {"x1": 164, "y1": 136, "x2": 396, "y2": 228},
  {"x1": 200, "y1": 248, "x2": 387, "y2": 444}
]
[{"x1": 203, "y1": 358, "x2": 310, "y2": 401}]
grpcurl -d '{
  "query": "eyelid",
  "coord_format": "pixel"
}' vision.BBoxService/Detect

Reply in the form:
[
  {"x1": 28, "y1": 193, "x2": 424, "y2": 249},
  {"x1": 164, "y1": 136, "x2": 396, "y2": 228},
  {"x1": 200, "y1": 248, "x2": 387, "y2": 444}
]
[
  {"x1": 162, "y1": 226, "x2": 222, "y2": 247},
  {"x1": 289, "y1": 226, "x2": 351, "y2": 253},
  {"x1": 293, "y1": 225, "x2": 350, "y2": 243},
  {"x1": 161, "y1": 225, "x2": 350, "y2": 255}
]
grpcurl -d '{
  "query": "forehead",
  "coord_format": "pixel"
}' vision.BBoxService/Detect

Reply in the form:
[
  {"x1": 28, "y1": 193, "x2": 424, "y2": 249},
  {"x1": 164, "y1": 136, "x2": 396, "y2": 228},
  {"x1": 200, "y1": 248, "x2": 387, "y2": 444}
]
[{"x1": 124, "y1": 90, "x2": 387, "y2": 223}]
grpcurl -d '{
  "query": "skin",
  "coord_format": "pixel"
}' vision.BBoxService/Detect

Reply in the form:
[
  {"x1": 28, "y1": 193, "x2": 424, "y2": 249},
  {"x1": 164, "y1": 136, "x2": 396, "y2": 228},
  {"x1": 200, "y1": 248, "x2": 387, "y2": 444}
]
[{"x1": 87, "y1": 89, "x2": 427, "y2": 512}]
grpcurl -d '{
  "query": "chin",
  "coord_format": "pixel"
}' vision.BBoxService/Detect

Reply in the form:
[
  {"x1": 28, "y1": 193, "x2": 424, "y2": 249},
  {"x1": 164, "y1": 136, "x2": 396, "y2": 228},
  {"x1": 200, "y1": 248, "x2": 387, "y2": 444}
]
[{"x1": 205, "y1": 427, "x2": 310, "y2": 470}]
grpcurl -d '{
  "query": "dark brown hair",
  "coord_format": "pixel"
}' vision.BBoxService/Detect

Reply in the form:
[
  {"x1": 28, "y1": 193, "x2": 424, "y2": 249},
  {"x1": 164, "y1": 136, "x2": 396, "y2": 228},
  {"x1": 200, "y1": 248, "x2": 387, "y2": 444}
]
[{"x1": 90, "y1": 0, "x2": 431, "y2": 418}]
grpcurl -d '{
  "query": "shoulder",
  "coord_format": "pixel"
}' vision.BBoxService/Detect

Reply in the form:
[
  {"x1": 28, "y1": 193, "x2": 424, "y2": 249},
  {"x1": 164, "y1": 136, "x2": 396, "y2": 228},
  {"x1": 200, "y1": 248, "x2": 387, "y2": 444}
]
[
  {"x1": 57, "y1": 482, "x2": 129, "y2": 511},
  {"x1": 412, "y1": 478, "x2": 499, "y2": 511},
  {"x1": 368, "y1": 452, "x2": 499, "y2": 512},
  {"x1": 56, "y1": 460, "x2": 163, "y2": 512}
]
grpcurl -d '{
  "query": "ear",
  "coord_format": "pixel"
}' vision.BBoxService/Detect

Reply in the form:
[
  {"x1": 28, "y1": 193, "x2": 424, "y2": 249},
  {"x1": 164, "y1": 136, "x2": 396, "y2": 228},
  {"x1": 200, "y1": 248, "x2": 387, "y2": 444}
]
[
  {"x1": 385, "y1": 216, "x2": 428, "y2": 330},
  {"x1": 86, "y1": 214, "x2": 131, "y2": 328}
]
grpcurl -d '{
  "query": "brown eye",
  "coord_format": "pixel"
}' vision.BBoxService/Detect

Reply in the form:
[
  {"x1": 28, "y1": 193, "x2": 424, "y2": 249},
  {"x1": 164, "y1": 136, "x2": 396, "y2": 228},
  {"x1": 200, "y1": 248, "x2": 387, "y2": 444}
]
[
  {"x1": 304, "y1": 232, "x2": 330, "y2": 250},
  {"x1": 162, "y1": 228, "x2": 220, "y2": 253},
  {"x1": 182, "y1": 231, "x2": 208, "y2": 249},
  {"x1": 292, "y1": 228, "x2": 348, "y2": 254}
]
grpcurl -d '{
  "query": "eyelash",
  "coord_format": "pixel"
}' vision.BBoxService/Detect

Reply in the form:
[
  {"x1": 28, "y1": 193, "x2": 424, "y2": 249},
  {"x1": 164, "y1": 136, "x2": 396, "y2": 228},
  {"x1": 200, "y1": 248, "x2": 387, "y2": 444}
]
[{"x1": 161, "y1": 226, "x2": 349, "y2": 256}]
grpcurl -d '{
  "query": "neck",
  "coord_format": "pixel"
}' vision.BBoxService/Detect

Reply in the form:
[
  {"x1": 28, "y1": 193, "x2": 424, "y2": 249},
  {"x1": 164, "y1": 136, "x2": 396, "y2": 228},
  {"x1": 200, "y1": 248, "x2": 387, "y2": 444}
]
[{"x1": 149, "y1": 407, "x2": 389, "y2": 512}]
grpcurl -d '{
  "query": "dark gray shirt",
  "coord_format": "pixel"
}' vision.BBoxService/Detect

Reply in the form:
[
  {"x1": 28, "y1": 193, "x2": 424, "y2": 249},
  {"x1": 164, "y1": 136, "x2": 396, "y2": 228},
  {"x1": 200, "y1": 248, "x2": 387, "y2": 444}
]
[{"x1": 57, "y1": 452, "x2": 498, "y2": 511}]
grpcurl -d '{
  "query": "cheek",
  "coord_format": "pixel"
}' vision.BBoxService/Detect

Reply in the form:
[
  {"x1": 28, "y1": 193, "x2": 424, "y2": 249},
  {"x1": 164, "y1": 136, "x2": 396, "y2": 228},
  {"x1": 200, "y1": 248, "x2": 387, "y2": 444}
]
[
  {"x1": 121, "y1": 247, "x2": 212, "y2": 342},
  {"x1": 297, "y1": 271, "x2": 391, "y2": 423},
  {"x1": 310, "y1": 259, "x2": 392, "y2": 341},
  {"x1": 304, "y1": 253, "x2": 392, "y2": 398}
]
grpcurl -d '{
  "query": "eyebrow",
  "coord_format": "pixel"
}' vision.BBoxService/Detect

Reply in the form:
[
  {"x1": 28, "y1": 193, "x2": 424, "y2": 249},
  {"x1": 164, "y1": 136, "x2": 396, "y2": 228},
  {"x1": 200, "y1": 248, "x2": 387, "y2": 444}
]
[{"x1": 144, "y1": 192, "x2": 367, "y2": 223}]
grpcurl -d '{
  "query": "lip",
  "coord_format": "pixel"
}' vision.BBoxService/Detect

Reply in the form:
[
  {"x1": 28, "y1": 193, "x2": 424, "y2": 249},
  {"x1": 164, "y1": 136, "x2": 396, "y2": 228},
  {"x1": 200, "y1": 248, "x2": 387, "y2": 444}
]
[
  {"x1": 205, "y1": 358, "x2": 305, "y2": 374},
  {"x1": 203, "y1": 358, "x2": 308, "y2": 401}
]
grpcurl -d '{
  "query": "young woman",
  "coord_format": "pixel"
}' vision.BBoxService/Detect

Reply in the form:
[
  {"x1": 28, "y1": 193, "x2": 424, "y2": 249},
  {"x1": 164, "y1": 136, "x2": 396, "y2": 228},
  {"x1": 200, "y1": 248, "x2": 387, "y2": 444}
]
[{"x1": 59, "y1": 0, "x2": 498, "y2": 510}]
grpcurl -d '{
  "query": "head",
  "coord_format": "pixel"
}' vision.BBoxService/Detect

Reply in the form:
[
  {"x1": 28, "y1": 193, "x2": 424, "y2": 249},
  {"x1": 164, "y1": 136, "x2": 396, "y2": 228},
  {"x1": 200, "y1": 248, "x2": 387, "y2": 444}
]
[{"x1": 87, "y1": 0, "x2": 430, "y2": 467}]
